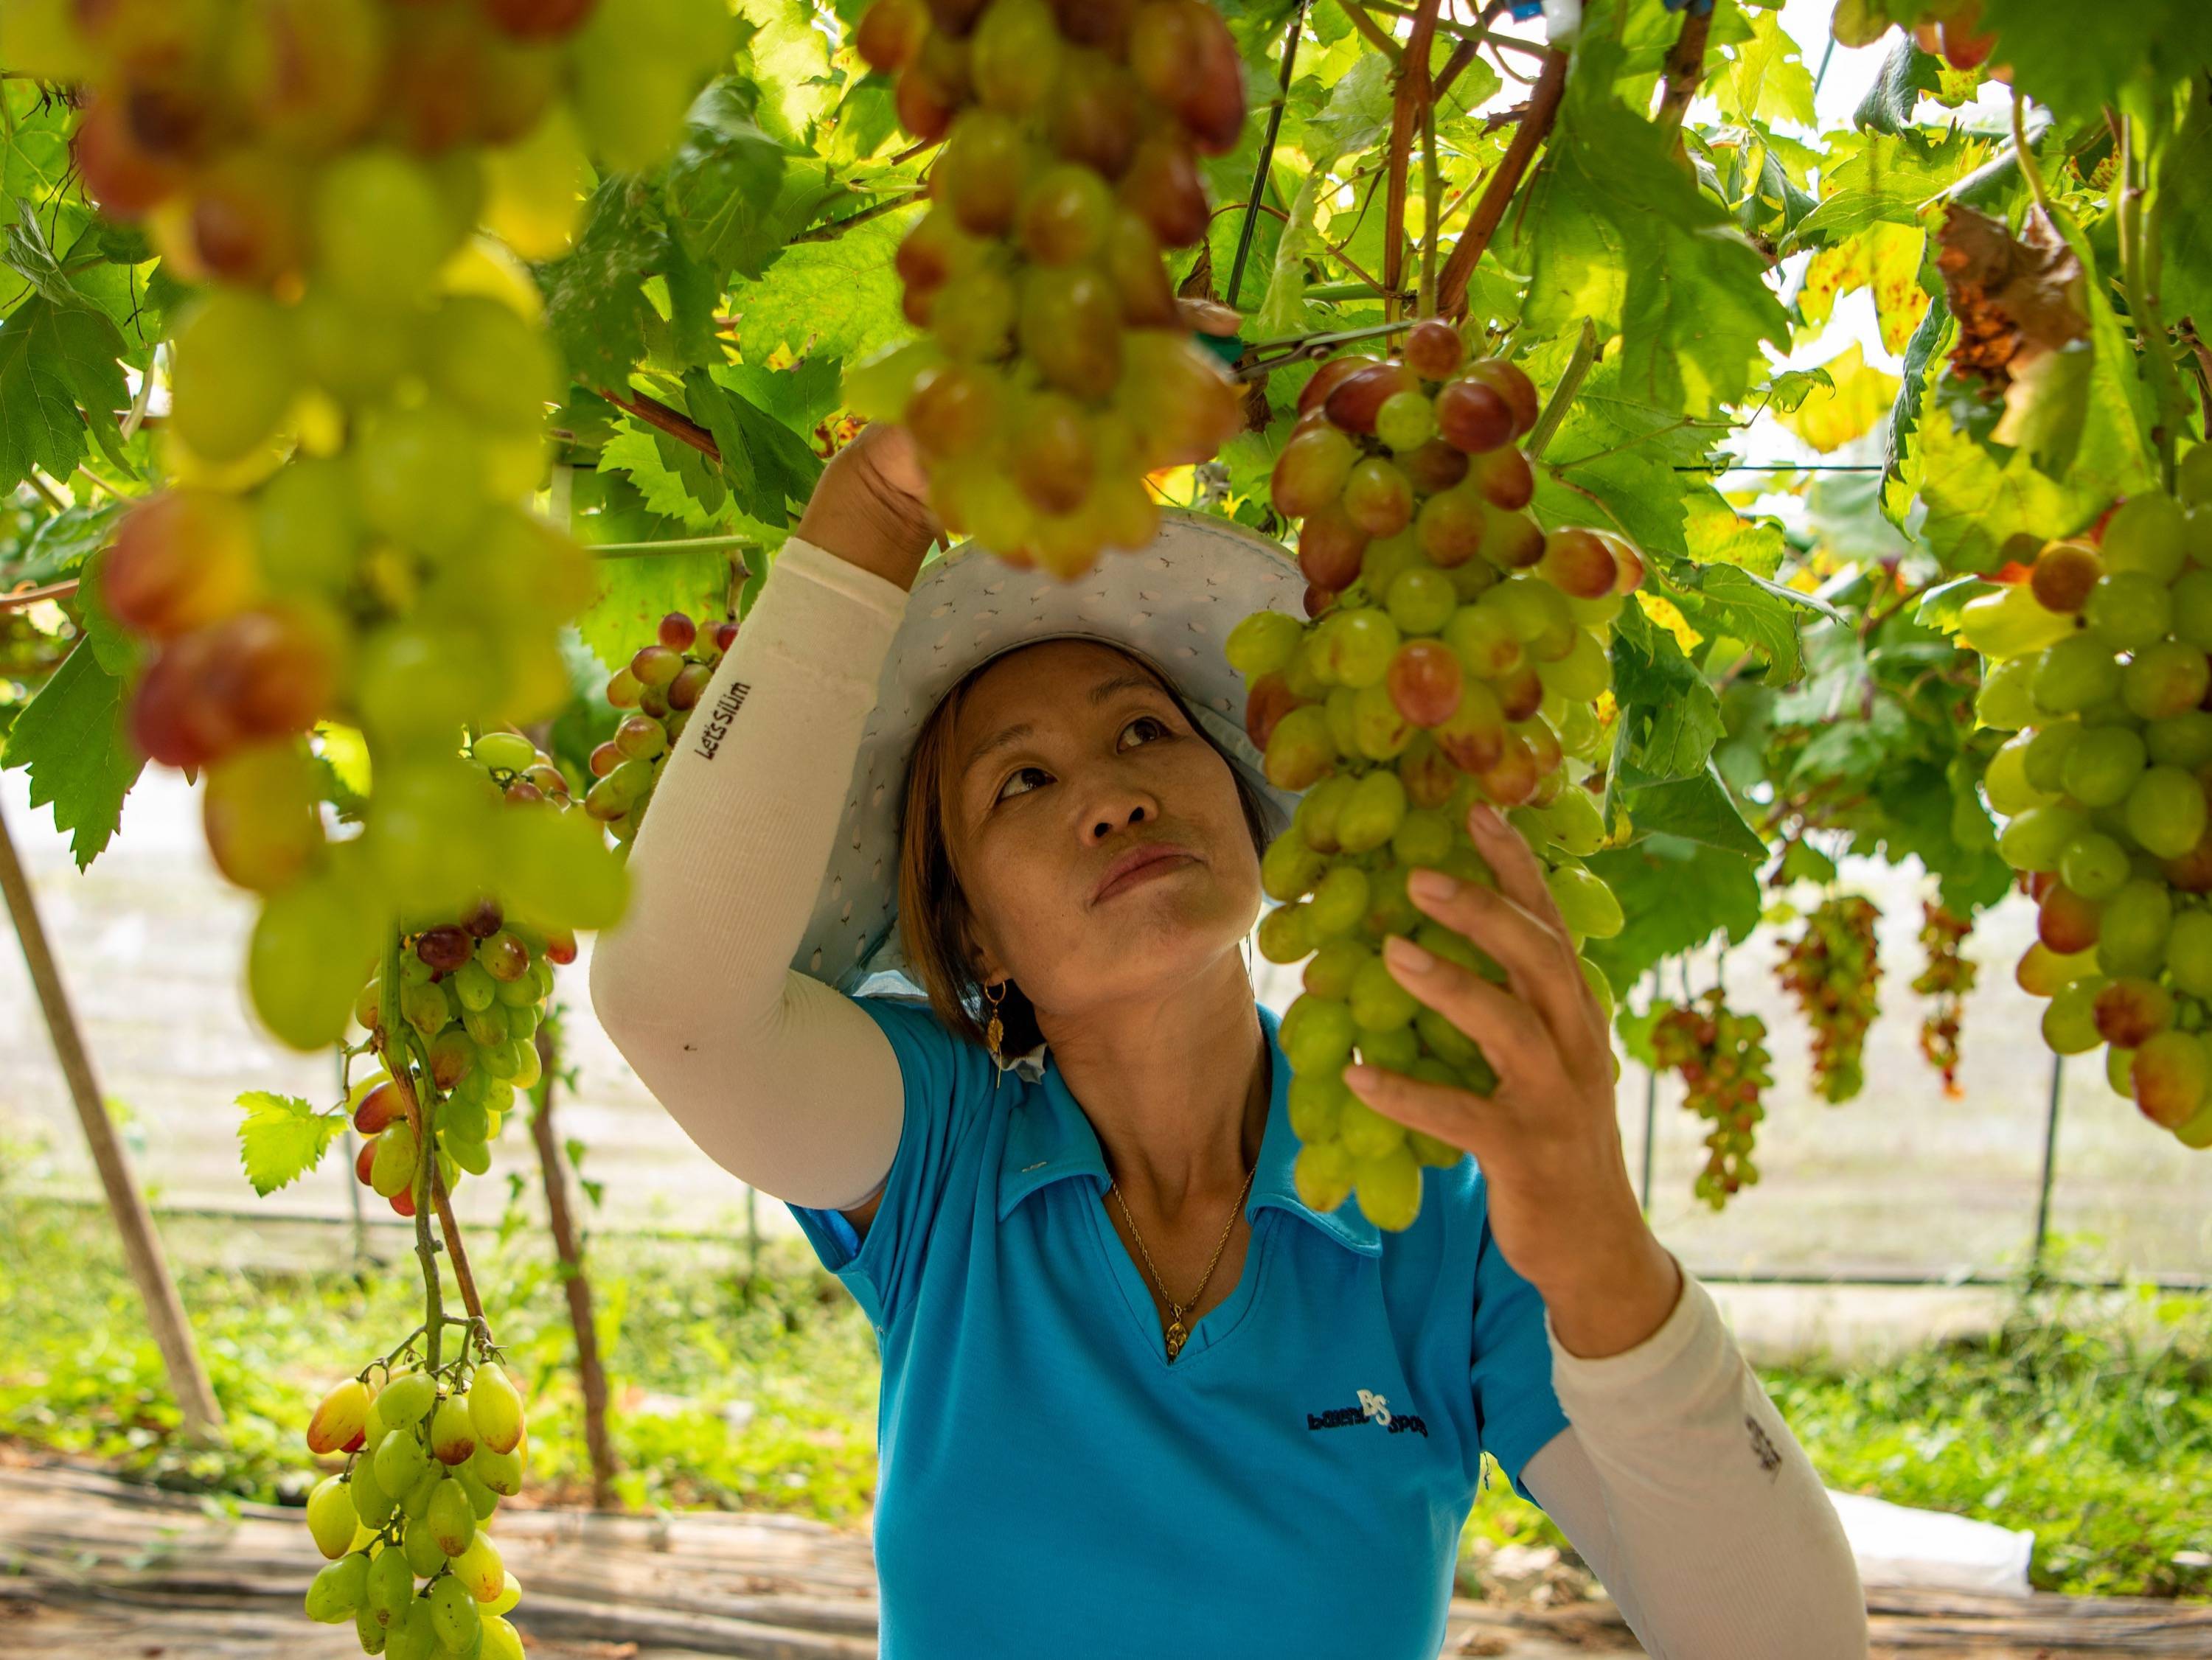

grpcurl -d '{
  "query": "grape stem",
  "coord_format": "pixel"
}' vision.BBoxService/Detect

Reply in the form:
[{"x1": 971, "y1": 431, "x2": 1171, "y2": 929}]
[
  {"x1": 596, "y1": 386, "x2": 720, "y2": 465},
  {"x1": 1654, "y1": 2, "x2": 1713, "y2": 150},
  {"x1": 2110, "y1": 103, "x2": 2191, "y2": 493},
  {"x1": 1332, "y1": 0, "x2": 1402, "y2": 63},
  {"x1": 1526, "y1": 316, "x2": 1599, "y2": 461},
  {"x1": 397, "y1": 1021, "x2": 487, "y2": 1325},
  {"x1": 1436, "y1": 46, "x2": 1569, "y2": 321},
  {"x1": 374, "y1": 928, "x2": 445, "y2": 1376},
  {"x1": 1380, "y1": 0, "x2": 1441, "y2": 324},
  {"x1": 2009, "y1": 87, "x2": 2055, "y2": 219}
]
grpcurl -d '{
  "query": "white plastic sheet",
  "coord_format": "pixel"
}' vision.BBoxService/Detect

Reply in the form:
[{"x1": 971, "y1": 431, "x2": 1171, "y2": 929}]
[{"x1": 1824, "y1": 1488, "x2": 2035, "y2": 1597}]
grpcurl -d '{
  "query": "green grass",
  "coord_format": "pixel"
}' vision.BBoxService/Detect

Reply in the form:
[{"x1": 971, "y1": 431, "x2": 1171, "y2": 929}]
[{"x1": 3, "y1": 1179, "x2": 2207, "y2": 1602}]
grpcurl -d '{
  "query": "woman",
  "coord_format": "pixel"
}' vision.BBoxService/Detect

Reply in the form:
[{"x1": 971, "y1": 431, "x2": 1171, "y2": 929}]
[{"x1": 590, "y1": 422, "x2": 1868, "y2": 1659}]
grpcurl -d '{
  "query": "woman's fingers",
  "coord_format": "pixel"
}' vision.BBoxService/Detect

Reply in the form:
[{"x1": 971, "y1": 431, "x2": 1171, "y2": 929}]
[
  {"x1": 1343, "y1": 1060, "x2": 1491, "y2": 1155},
  {"x1": 1405, "y1": 868, "x2": 1593, "y2": 1055},
  {"x1": 1464, "y1": 800, "x2": 1573, "y2": 938},
  {"x1": 1380, "y1": 933, "x2": 1556, "y2": 1085}
]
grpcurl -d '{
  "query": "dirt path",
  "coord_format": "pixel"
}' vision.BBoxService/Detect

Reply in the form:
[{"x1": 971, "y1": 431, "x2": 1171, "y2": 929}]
[{"x1": 5, "y1": 1461, "x2": 2212, "y2": 1658}]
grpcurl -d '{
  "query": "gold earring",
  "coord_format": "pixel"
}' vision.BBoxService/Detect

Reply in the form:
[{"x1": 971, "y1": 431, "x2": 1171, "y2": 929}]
[{"x1": 982, "y1": 979, "x2": 1007, "y2": 1064}]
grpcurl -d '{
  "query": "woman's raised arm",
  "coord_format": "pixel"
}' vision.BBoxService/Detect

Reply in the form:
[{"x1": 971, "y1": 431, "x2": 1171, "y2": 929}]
[{"x1": 586, "y1": 429, "x2": 939, "y2": 1211}]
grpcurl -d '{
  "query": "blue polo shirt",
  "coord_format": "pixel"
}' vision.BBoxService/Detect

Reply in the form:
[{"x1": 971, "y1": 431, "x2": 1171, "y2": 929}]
[{"x1": 787, "y1": 994, "x2": 1571, "y2": 1660}]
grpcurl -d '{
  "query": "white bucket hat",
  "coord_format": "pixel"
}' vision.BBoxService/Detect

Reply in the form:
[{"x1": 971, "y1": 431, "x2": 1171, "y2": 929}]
[{"x1": 791, "y1": 506, "x2": 1307, "y2": 1056}]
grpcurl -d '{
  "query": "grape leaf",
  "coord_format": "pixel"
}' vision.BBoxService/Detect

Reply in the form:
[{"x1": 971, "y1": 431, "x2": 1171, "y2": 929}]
[
  {"x1": 0, "y1": 290, "x2": 131, "y2": 498},
  {"x1": 733, "y1": 0, "x2": 836, "y2": 150},
  {"x1": 686, "y1": 366, "x2": 824, "y2": 526},
  {"x1": 1851, "y1": 35, "x2": 1943, "y2": 137},
  {"x1": 1516, "y1": 33, "x2": 1787, "y2": 419},
  {"x1": 1713, "y1": 8, "x2": 1817, "y2": 130},
  {"x1": 0, "y1": 637, "x2": 143, "y2": 868},
  {"x1": 663, "y1": 80, "x2": 790, "y2": 281},
  {"x1": 1783, "y1": 128, "x2": 1986, "y2": 252},
  {"x1": 1253, "y1": 52, "x2": 1394, "y2": 341},
  {"x1": 574, "y1": 547, "x2": 744, "y2": 674},
  {"x1": 2160, "y1": 83, "x2": 2212, "y2": 348},
  {"x1": 1618, "y1": 768, "x2": 1769, "y2": 861},
  {"x1": 538, "y1": 179, "x2": 671, "y2": 391},
  {"x1": 730, "y1": 203, "x2": 915, "y2": 369},
  {"x1": 236, "y1": 1091, "x2": 344, "y2": 1197},
  {"x1": 599, "y1": 420, "x2": 729, "y2": 530},
  {"x1": 1581, "y1": 833, "x2": 1764, "y2": 994},
  {"x1": 1775, "y1": 343, "x2": 1902, "y2": 454},
  {"x1": 1610, "y1": 599, "x2": 1725, "y2": 784},
  {"x1": 1978, "y1": 0, "x2": 2212, "y2": 128}
]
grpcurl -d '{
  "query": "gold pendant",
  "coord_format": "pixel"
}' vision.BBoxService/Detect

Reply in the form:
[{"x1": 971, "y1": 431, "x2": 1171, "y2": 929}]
[{"x1": 1164, "y1": 1319, "x2": 1187, "y2": 1361}]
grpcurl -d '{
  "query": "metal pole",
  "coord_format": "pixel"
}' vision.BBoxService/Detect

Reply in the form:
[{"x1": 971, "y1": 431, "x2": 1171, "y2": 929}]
[
  {"x1": 1639, "y1": 1061, "x2": 1658, "y2": 1214},
  {"x1": 0, "y1": 795, "x2": 225, "y2": 1440},
  {"x1": 339, "y1": 1052, "x2": 366, "y2": 1270},
  {"x1": 2031, "y1": 1050, "x2": 2064, "y2": 1271}
]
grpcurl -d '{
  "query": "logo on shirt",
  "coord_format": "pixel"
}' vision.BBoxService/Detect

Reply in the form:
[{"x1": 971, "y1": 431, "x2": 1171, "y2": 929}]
[
  {"x1": 1307, "y1": 1387, "x2": 1429, "y2": 1439},
  {"x1": 692, "y1": 679, "x2": 750, "y2": 761}
]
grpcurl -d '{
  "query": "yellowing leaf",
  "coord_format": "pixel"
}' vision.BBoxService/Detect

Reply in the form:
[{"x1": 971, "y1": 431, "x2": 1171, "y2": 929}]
[
  {"x1": 1775, "y1": 343, "x2": 1901, "y2": 454},
  {"x1": 1635, "y1": 590, "x2": 1703, "y2": 655},
  {"x1": 1799, "y1": 221, "x2": 1929, "y2": 355}
]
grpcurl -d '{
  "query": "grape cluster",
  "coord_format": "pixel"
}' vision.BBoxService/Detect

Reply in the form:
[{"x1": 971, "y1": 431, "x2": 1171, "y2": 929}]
[
  {"x1": 588, "y1": 610, "x2": 739, "y2": 850},
  {"x1": 346, "y1": 734, "x2": 576, "y2": 1215},
  {"x1": 1649, "y1": 989, "x2": 1773, "y2": 1210},
  {"x1": 1775, "y1": 893, "x2": 1882, "y2": 1106},
  {"x1": 1233, "y1": 320, "x2": 1642, "y2": 1232},
  {"x1": 1969, "y1": 450, "x2": 2212, "y2": 1149},
  {"x1": 301, "y1": 1333, "x2": 530, "y2": 1659},
  {"x1": 1905, "y1": 1, "x2": 1999, "y2": 71},
  {"x1": 1912, "y1": 899, "x2": 1977, "y2": 1097},
  {"x1": 40, "y1": 0, "x2": 726, "y2": 1050},
  {"x1": 845, "y1": 0, "x2": 1248, "y2": 578}
]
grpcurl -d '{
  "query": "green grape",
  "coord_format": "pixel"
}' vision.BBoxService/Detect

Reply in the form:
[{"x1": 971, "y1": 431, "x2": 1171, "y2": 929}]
[
  {"x1": 1336, "y1": 1094, "x2": 1407, "y2": 1159},
  {"x1": 1351, "y1": 683, "x2": 1416, "y2": 760},
  {"x1": 1225, "y1": 610, "x2": 1303, "y2": 677},
  {"x1": 1358, "y1": 1023, "x2": 1420, "y2": 1070},
  {"x1": 2126, "y1": 765, "x2": 2208, "y2": 859},
  {"x1": 2134, "y1": 1028, "x2": 2210, "y2": 1127},
  {"x1": 1304, "y1": 938, "x2": 1371, "y2": 1001},
  {"x1": 1326, "y1": 607, "x2": 1401, "y2": 688},
  {"x1": 2101, "y1": 492, "x2": 2189, "y2": 583},
  {"x1": 2040, "y1": 979, "x2": 2102, "y2": 1054},
  {"x1": 312, "y1": 149, "x2": 458, "y2": 310},
  {"x1": 1295, "y1": 773, "x2": 1357, "y2": 853},
  {"x1": 1293, "y1": 1140, "x2": 1356, "y2": 1211},
  {"x1": 2059, "y1": 725, "x2": 2146, "y2": 807},
  {"x1": 355, "y1": 404, "x2": 487, "y2": 557},
  {"x1": 1958, "y1": 583, "x2": 2078, "y2": 658},
  {"x1": 425, "y1": 294, "x2": 560, "y2": 434},
  {"x1": 1336, "y1": 769, "x2": 1408, "y2": 853},
  {"x1": 2148, "y1": 710, "x2": 2212, "y2": 770},
  {"x1": 1264, "y1": 705, "x2": 1337, "y2": 790},
  {"x1": 1359, "y1": 530, "x2": 1425, "y2": 597},
  {"x1": 1375, "y1": 389, "x2": 1436, "y2": 452},
  {"x1": 1323, "y1": 686, "x2": 1361, "y2": 757},
  {"x1": 1534, "y1": 630, "x2": 1610, "y2": 701},
  {"x1": 1282, "y1": 994, "x2": 1357, "y2": 1073},
  {"x1": 1349, "y1": 953, "x2": 1421, "y2": 1033},
  {"x1": 2171, "y1": 568, "x2": 2212, "y2": 648},
  {"x1": 305, "y1": 1552, "x2": 372, "y2": 1623},
  {"x1": 2098, "y1": 878, "x2": 2174, "y2": 977},
  {"x1": 1984, "y1": 737, "x2": 2053, "y2": 816},
  {"x1": 2166, "y1": 909, "x2": 2212, "y2": 997},
  {"x1": 2031, "y1": 634, "x2": 2123, "y2": 715},
  {"x1": 1975, "y1": 655, "x2": 2039, "y2": 730},
  {"x1": 307, "y1": 1474, "x2": 359, "y2": 1560},
  {"x1": 972, "y1": 0, "x2": 1063, "y2": 115},
  {"x1": 1997, "y1": 804, "x2": 2088, "y2": 873},
  {"x1": 2020, "y1": 720, "x2": 2079, "y2": 795},
  {"x1": 2084, "y1": 571, "x2": 2172, "y2": 649},
  {"x1": 1307, "y1": 864, "x2": 1370, "y2": 938},
  {"x1": 1364, "y1": 864, "x2": 1422, "y2": 936},
  {"x1": 2059, "y1": 831, "x2": 2131, "y2": 900},
  {"x1": 1261, "y1": 828, "x2": 1326, "y2": 902},
  {"x1": 1385, "y1": 567, "x2": 1457, "y2": 636},
  {"x1": 1353, "y1": 1144, "x2": 1423, "y2": 1230},
  {"x1": 1390, "y1": 807, "x2": 1455, "y2": 868},
  {"x1": 2124, "y1": 640, "x2": 2212, "y2": 721},
  {"x1": 1256, "y1": 901, "x2": 1314, "y2": 963},
  {"x1": 1545, "y1": 865, "x2": 1624, "y2": 938},
  {"x1": 170, "y1": 289, "x2": 302, "y2": 463}
]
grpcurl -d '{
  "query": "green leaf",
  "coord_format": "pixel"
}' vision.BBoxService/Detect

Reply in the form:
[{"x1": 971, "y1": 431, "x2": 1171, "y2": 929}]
[
  {"x1": 1784, "y1": 129, "x2": 1986, "y2": 252},
  {"x1": 236, "y1": 1091, "x2": 344, "y2": 1197},
  {"x1": 1851, "y1": 35, "x2": 1943, "y2": 137},
  {"x1": 1581, "y1": 833, "x2": 1764, "y2": 994},
  {"x1": 1714, "y1": 9, "x2": 1817, "y2": 130},
  {"x1": 0, "y1": 638, "x2": 142, "y2": 868},
  {"x1": 1610, "y1": 600, "x2": 1725, "y2": 784},
  {"x1": 688, "y1": 366, "x2": 824, "y2": 527},
  {"x1": 1979, "y1": 0, "x2": 2212, "y2": 128},
  {"x1": 732, "y1": 0, "x2": 836, "y2": 149},
  {"x1": 1253, "y1": 52, "x2": 1394, "y2": 341},
  {"x1": 1619, "y1": 767, "x2": 1769, "y2": 860},
  {"x1": 574, "y1": 546, "x2": 745, "y2": 674},
  {"x1": 538, "y1": 179, "x2": 670, "y2": 391},
  {"x1": 1645, "y1": 554, "x2": 1822, "y2": 683},
  {"x1": 599, "y1": 420, "x2": 729, "y2": 530},
  {"x1": 2160, "y1": 82, "x2": 2212, "y2": 348},
  {"x1": 1516, "y1": 33, "x2": 1787, "y2": 418},
  {"x1": 0, "y1": 291, "x2": 131, "y2": 498},
  {"x1": 663, "y1": 80, "x2": 790, "y2": 280},
  {"x1": 730, "y1": 201, "x2": 916, "y2": 369}
]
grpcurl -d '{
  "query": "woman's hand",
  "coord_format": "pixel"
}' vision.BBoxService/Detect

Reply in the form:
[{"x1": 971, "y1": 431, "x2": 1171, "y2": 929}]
[
  {"x1": 1340, "y1": 801, "x2": 1683, "y2": 1359},
  {"x1": 795, "y1": 422, "x2": 943, "y2": 593}
]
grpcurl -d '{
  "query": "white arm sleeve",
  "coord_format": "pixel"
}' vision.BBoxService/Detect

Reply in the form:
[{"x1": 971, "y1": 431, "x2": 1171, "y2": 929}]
[
  {"x1": 585, "y1": 537, "x2": 912, "y2": 1212},
  {"x1": 1517, "y1": 1266, "x2": 1868, "y2": 1659}
]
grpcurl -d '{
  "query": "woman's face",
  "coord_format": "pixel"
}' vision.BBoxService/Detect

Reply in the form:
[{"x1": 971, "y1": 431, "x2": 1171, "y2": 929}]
[{"x1": 942, "y1": 638, "x2": 1263, "y2": 1016}]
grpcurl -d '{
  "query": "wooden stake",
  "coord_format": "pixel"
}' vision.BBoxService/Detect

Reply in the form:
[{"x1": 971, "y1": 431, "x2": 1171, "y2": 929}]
[
  {"x1": 529, "y1": 1016, "x2": 617, "y2": 1510},
  {"x1": 0, "y1": 797, "x2": 224, "y2": 1441}
]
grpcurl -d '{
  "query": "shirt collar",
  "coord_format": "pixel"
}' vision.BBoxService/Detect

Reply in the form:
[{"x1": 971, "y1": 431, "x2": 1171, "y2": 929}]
[{"x1": 992, "y1": 1002, "x2": 1382, "y2": 1257}]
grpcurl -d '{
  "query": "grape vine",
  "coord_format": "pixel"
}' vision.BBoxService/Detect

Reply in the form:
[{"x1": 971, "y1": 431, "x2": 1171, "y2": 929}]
[{"x1": 1774, "y1": 893, "x2": 1883, "y2": 1106}]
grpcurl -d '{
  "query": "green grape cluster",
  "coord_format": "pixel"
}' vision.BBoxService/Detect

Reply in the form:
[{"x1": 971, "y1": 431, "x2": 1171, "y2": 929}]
[
  {"x1": 1912, "y1": 899, "x2": 1977, "y2": 1097},
  {"x1": 35, "y1": 0, "x2": 732, "y2": 1052},
  {"x1": 301, "y1": 1336, "x2": 531, "y2": 1659},
  {"x1": 1774, "y1": 893, "x2": 1882, "y2": 1105},
  {"x1": 588, "y1": 610, "x2": 740, "y2": 849},
  {"x1": 1233, "y1": 321, "x2": 1641, "y2": 1232},
  {"x1": 844, "y1": 0, "x2": 1248, "y2": 578},
  {"x1": 347, "y1": 734, "x2": 579, "y2": 1216},
  {"x1": 1969, "y1": 448, "x2": 2212, "y2": 1149},
  {"x1": 1649, "y1": 989, "x2": 1772, "y2": 1210}
]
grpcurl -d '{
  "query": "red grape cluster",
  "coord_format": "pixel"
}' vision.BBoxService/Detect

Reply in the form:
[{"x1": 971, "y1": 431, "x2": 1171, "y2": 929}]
[
  {"x1": 347, "y1": 733, "x2": 579, "y2": 1216},
  {"x1": 1650, "y1": 989, "x2": 1773, "y2": 1211},
  {"x1": 588, "y1": 610, "x2": 740, "y2": 850},
  {"x1": 35, "y1": 0, "x2": 725, "y2": 1054},
  {"x1": 1233, "y1": 318, "x2": 1644, "y2": 1232},
  {"x1": 1775, "y1": 893, "x2": 1883, "y2": 1105},
  {"x1": 1912, "y1": 899, "x2": 1977, "y2": 1097},
  {"x1": 846, "y1": 0, "x2": 1247, "y2": 577}
]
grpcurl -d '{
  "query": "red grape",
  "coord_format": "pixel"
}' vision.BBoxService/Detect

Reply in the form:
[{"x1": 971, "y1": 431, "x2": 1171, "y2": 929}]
[
  {"x1": 1403, "y1": 318, "x2": 1465, "y2": 380},
  {"x1": 1387, "y1": 641, "x2": 1463, "y2": 728},
  {"x1": 1434, "y1": 378, "x2": 1513, "y2": 453}
]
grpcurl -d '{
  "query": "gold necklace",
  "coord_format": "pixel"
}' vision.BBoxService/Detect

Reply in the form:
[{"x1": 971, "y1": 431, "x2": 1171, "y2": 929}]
[{"x1": 1110, "y1": 1155, "x2": 1259, "y2": 1364}]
